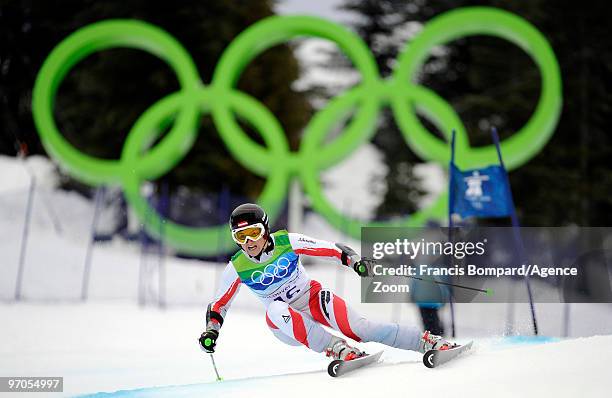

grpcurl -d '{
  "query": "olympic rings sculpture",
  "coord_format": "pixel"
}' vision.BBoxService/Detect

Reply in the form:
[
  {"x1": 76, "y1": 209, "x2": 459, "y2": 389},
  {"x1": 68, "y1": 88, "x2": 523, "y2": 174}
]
[{"x1": 32, "y1": 7, "x2": 562, "y2": 255}]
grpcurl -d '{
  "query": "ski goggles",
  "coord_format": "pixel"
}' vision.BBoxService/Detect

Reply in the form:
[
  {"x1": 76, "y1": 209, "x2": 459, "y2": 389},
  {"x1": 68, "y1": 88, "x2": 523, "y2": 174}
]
[{"x1": 231, "y1": 223, "x2": 265, "y2": 244}]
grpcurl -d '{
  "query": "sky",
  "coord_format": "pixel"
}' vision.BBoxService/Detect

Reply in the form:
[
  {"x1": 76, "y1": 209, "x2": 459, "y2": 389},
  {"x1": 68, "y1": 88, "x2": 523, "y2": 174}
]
[{"x1": 275, "y1": 0, "x2": 352, "y2": 22}]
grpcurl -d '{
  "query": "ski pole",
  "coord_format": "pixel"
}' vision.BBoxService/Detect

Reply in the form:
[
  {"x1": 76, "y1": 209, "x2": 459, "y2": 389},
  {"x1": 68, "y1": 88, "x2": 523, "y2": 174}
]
[
  {"x1": 209, "y1": 353, "x2": 223, "y2": 381},
  {"x1": 403, "y1": 274, "x2": 492, "y2": 295}
]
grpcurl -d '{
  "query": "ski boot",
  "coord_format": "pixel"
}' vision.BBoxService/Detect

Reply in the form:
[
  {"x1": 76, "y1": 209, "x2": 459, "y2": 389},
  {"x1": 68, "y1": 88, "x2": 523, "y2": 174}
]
[
  {"x1": 418, "y1": 330, "x2": 458, "y2": 353},
  {"x1": 325, "y1": 336, "x2": 364, "y2": 361}
]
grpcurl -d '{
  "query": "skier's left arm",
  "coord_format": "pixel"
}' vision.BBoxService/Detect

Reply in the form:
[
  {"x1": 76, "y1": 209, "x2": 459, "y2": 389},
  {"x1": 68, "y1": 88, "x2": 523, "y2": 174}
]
[{"x1": 288, "y1": 232, "x2": 375, "y2": 277}]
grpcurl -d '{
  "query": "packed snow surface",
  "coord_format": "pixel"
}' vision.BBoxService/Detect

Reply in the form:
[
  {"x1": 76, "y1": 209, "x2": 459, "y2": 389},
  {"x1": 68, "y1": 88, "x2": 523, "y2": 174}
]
[
  {"x1": 1, "y1": 303, "x2": 610, "y2": 398},
  {"x1": 1, "y1": 151, "x2": 610, "y2": 398}
]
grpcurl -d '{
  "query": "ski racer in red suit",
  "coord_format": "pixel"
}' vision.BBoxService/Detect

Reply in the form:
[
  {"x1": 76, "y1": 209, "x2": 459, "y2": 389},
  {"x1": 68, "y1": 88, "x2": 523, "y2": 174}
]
[{"x1": 199, "y1": 204, "x2": 457, "y2": 361}]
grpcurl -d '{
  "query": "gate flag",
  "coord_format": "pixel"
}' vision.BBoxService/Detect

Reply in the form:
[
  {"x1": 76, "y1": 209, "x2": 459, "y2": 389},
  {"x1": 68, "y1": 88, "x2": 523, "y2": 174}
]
[
  {"x1": 446, "y1": 127, "x2": 538, "y2": 336},
  {"x1": 449, "y1": 163, "x2": 513, "y2": 219}
]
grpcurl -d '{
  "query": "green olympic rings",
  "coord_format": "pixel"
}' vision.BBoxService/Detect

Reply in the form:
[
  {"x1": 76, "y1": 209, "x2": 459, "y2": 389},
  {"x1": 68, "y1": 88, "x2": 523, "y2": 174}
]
[
  {"x1": 32, "y1": 20, "x2": 202, "y2": 185},
  {"x1": 32, "y1": 7, "x2": 562, "y2": 255}
]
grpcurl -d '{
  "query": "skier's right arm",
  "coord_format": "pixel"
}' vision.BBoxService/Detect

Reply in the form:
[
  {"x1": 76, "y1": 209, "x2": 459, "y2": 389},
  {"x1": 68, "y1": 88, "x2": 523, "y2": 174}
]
[{"x1": 199, "y1": 262, "x2": 241, "y2": 353}]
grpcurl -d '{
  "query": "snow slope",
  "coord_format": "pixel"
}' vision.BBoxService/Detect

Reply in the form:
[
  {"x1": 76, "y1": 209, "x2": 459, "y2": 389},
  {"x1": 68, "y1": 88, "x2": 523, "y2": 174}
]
[
  {"x1": 1, "y1": 154, "x2": 611, "y2": 398},
  {"x1": 1, "y1": 302, "x2": 610, "y2": 398},
  {"x1": 83, "y1": 336, "x2": 610, "y2": 398}
]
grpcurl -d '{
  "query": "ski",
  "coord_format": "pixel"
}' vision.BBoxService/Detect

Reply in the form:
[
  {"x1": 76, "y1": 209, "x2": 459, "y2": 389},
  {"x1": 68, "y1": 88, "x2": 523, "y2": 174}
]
[
  {"x1": 422, "y1": 341, "x2": 473, "y2": 368},
  {"x1": 327, "y1": 350, "x2": 384, "y2": 377}
]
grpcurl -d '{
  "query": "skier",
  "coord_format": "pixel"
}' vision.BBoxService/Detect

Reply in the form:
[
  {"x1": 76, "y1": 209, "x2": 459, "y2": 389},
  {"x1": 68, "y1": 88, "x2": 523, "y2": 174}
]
[{"x1": 198, "y1": 203, "x2": 457, "y2": 362}]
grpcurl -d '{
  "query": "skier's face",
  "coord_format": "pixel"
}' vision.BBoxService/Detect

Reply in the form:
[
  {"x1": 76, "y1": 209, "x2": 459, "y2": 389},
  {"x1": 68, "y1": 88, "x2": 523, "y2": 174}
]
[{"x1": 240, "y1": 234, "x2": 266, "y2": 257}]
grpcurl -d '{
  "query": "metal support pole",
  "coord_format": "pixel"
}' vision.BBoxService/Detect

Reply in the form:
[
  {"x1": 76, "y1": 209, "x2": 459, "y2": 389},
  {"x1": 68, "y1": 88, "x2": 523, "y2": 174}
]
[
  {"x1": 158, "y1": 182, "x2": 168, "y2": 309},
  {"x1": 81, "y1": 187, "x2": 104, "y2": 301},
  {"x1": 491, "y1": 127, "x2": 538, "y2": 335},
  {"x1": 447, "y1": 130, "x2": 457, "y2": 337},
  {"x1": 14, "y1": 176, "x2": 36, "y2": 301}
]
